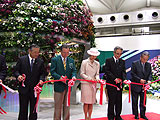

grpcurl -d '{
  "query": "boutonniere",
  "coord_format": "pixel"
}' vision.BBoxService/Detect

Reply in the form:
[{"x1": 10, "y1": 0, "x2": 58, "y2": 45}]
[{"x1": 69, "y1": 63, "x2": 73, "y2": 69}]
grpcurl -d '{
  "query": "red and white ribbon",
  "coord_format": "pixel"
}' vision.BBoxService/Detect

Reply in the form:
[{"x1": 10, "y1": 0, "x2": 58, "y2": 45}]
[
  {"x1": 0, "y1": 107, "x2": 7, "y2": 114},
  {"x1": 143, "y1": 84, "x2": 150, "y2": 107},
  {"x1": 33, "y1": 84, "x2": 42, "y2": 113},
  {"x1": 67, "y1": 79, "x2": 75, "y2": 106},
  {"x1": 0, "y1": 83, "x2": 7, "y2": 114},
  {"x1": 99, "y1": 79, "x2": 106, "y2": 105},
  {"x1": 22, "y1": 74, "x2": 26, "y2": 87},
  {"x1": 115, "y1": 78, "x2": 122, "y2": 91},
  {"x1": 144, "y1": 84, "x2": 150, "y2": 91},
  {"x1": 123, "y1": 80, "x2": 131, "y2": 103},
  {"x1": 0, "y1": 83, "x2": 17, "y2": 93},
  {"x1": 0, "y1": 83, "x2": 7, "y2": 99}
]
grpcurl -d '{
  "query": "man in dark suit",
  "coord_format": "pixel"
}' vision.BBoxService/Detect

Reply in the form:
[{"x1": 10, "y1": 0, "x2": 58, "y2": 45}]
[
  {"x1": 131, "y1": 51, "x2": 152, "y2": 120},
  {"x1": 50, "y1": 44, "x2": 76, "y2": 120},
  {"x1": 104, "y1": 46, "x2": 126, "y2": 120},
  {"x1": 0, "y1": 54, "x2": 7, "y2": 93},
  {"x1": 14, "y1": 44, "x2": 46, "y2": 120}
]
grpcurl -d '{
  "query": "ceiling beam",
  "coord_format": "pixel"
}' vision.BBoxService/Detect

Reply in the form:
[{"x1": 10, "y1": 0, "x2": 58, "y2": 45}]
[
  {"x1": 117, "y1": 0, "x2": 125, "y2": 11},
  {"x1": 111, "y1": 0, "x2": 117, "y2": 13},
  {"x1": 98, "y1": 0, "x2": 113, "y2": 11},
  {"x1": 146, "y1": 0, "x2": 151, "y2": 7}
]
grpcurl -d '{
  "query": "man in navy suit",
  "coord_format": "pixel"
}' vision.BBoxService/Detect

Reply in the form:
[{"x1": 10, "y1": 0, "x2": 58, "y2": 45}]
[
  {"x1": 104, "y1": 46, "x2": 126, "y2": 120},
  {"x1": 50, "y1": 44, "x2": 77, "y2": 120},
  {"x1": 0, "y1": 54, "x2": 7, "y2": 93},
  {"x1": 14, "y1": 44, "x2": 46, "y2": 120},
  {"x1": 131, "y1": 51, "x2": 152, "y2": 120}
]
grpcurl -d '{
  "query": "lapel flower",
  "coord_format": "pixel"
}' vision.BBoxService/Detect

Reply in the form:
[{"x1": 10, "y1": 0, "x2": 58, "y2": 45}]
[{"x1": 69, "y1": 63, "x2": 73, "y2": 69}]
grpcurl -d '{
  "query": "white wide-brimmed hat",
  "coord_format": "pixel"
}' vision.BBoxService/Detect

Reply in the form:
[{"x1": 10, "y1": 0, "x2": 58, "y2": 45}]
[{"x1": 87, "y1": 48, "x2": 100, "y2": 56}]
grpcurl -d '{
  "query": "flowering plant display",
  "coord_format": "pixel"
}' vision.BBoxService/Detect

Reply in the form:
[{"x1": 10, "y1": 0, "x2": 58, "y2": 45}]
[
  {"x1": 147, "y1": 55, "x2": 160, "y2": 96},
  {"x1": 0, "y1": 0, "x2": 95, "y2": 50},
  {"x1": 0, "y1": 0, "x2": 16, "y2": 18},
  {"x1": 148, "y1": 55, "x2": 160, "y2": 81}
]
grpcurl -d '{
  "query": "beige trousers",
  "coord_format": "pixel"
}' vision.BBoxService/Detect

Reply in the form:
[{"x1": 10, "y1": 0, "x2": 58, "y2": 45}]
[{"x1": 54, "y1": 89, "x2": 70, "y2": 120}]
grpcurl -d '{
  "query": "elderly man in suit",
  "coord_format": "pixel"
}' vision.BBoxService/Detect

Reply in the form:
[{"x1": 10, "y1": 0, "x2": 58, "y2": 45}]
[
  {"x1": 14, "y1": 44, "x2": 46, "y2": 120},
  {"x1": 104, "y1": 46, "x2": 126, "y2": 120},
  {"x1": 0, "y1": 54, "x2": 7, "y2": 93},
  {"x1": 131, "y1": 51, "x2": 152, "y2": 120},
  {"x1": 50, "y1": 44, "x2": 77, "y2": 120}
]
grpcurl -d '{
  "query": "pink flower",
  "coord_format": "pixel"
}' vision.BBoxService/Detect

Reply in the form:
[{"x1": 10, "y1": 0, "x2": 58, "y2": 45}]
[
  {"x1": 51, "y1": 32, "x2": 55, "y2": 36},
  {"x1": 63, "y1": 28, "x2": 68, "y2": 32},
  {"x1": 56, "y1": 37, "x2": 60, "y2": 42},
  {"x1": 1, "y1": 9, "x2": 5, "y2": 12},
  {"x1": 6, "y1": 10, "x2": 11, "y2": 13},
  {"x1": 54, "y1": 27, "x2": 59, "y2": 32},
  {"x1": 52, "y1": 20, "x2": 57, "y2": 26},
  {"x1": 50, "y1": 39, "x2": 54, "y2": 43}
]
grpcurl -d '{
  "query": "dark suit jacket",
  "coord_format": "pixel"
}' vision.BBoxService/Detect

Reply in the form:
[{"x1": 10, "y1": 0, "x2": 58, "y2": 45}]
[
  {"x1": 131, "y1": 60, "x2": 152, "y2": 92},
  {"x1": 14, "y1": 55, "x2": 46, "y2": 94},
  {"x1": 0, "y1": 55, "x2": 7, "y2": 81},
  {"x1": 104, "y1": 57, "x2": 126, "y2": 91},
  {"x1": 50, "y1": 55, "x2": 77, "y2": 92}
]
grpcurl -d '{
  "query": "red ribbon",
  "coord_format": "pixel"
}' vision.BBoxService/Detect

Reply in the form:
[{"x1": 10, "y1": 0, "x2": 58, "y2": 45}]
[
  {"x1": 33, "y1": 76, "x2": 68, "y2": 112},
  {"x1": 0, "y1": 107, "x2": 7, "y2": 114},
  {"x1": 33, "y1": 78, "x2": 160, "y2": 112},
  {"x1": 123, "y1": 80, "x2": 152, "y2": 106},
  {"x1": 123, "y1": 80, "x2": 131, "y2": 103},
  {"x1": 115, "y1": 78, "x2": 122, "y2": 91},
  {"x1": 1, "y1": 84, "x2": 7, "y2": 99},
  {"x1": 33, "y1": 84, "x2": 42, "y2": 113},
  {"x1": 22, "y1": 74, "x2": 26, "y2": 87},
  {"x1": 67, "y1": 79, "x2": 75, "y2": 106},
  {"x1": 143, "y1": 84, "x2": 150, "y2": 107},
  {"x1": 99, "y1": 79, "x2": 106, "y2": 105},
  {"x1": 0, "y1": 83, "x2": 7, "y2": 114}
]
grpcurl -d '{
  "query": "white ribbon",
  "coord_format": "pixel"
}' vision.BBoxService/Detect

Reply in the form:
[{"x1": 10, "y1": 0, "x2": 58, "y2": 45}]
[{"x1": 0, "y1": 83, "x2": 18, "y2": 93}]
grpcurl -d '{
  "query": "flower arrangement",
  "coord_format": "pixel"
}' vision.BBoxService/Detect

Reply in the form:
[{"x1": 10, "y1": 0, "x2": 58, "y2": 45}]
[
  {"x1": 0, "y1": 0, "x2": 16, "y2": 18},
  {"x1": 147, "y1": 55, "x2": 160, "y2": 97},
  {"x1": 0, "y1": 0, "x2": 95, "y2": 50},
  {"x1": 148, "y1": 55, "x2": 160, "y2": 81}
]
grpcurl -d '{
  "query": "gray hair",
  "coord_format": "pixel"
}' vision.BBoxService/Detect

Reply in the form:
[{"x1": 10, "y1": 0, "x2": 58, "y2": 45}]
[
  {"x1": 141, "y1": 51, "x2": 150, "y2": 57},
  {"x1": 60, "y1": 44, "x2": 70, "y2": 51},
  {"x1": 114, "y1": 46, "x2": 123, "y2": 52},
  {"x1": 29, "y1": 44, "x2": 40, "y2": 51}
]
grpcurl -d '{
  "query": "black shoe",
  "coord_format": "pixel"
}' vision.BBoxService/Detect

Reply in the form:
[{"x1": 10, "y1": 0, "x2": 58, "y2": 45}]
[
  {"x1": 140, "y1": 116, "x2": 148, "y2": 120},
  {"x1": 135, "y1": 115, "x2": 139, "y2": 119}
]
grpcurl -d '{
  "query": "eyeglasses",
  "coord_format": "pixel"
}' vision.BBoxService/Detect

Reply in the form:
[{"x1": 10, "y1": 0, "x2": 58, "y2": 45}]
[{"x1": 115, "y1": 52, "x2": 122, "y2": 55}]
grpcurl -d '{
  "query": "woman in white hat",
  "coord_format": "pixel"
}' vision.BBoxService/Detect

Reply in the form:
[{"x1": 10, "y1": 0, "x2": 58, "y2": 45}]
[{"x1": 80, "y1": 48, "x2": 100, "y2": 120}]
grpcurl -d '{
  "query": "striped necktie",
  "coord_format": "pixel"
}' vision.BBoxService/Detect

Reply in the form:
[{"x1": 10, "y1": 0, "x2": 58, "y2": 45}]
[{"x1": 63, "y1": 58, "x2": 66, "y2": 70}]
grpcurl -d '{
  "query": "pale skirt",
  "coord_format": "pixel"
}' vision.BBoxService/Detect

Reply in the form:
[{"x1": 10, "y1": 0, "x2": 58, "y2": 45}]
[{"x1": 81, "y1": 82, "x2": 96, "y2": 104}]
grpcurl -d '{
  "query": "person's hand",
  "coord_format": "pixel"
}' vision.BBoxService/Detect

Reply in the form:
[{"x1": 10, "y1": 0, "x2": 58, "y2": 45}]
[
  {"x1": 92, "y1": 78, "x2": 96, "y2": 81},
  {"x1": 147, "y1": 81, "x2": 151, "y2": 85},
  {"x1": 39, "y1": 80, "x2": 44, "y2": 86},
  {"x1": 96, "y1": 79, "x2": 100, "y2": 82},
  {"x1": 60, "y1": 76, "x2": 66, "y2": 84},
  {"x1": 0, "y1": 79, "x2": 2, "y2": 83},
  {"x1": 114, "y1": 78, "x2": 121, "y2": 83},
  {"x1": 140, "y1": 79, "x2": 146, "y2": 84},
  {"x1": 72, "y1": 77, "x2": 76, "y2": 81},
  {"x1": 18, "y1": 75, "x2": 24, "y2": 82}
]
